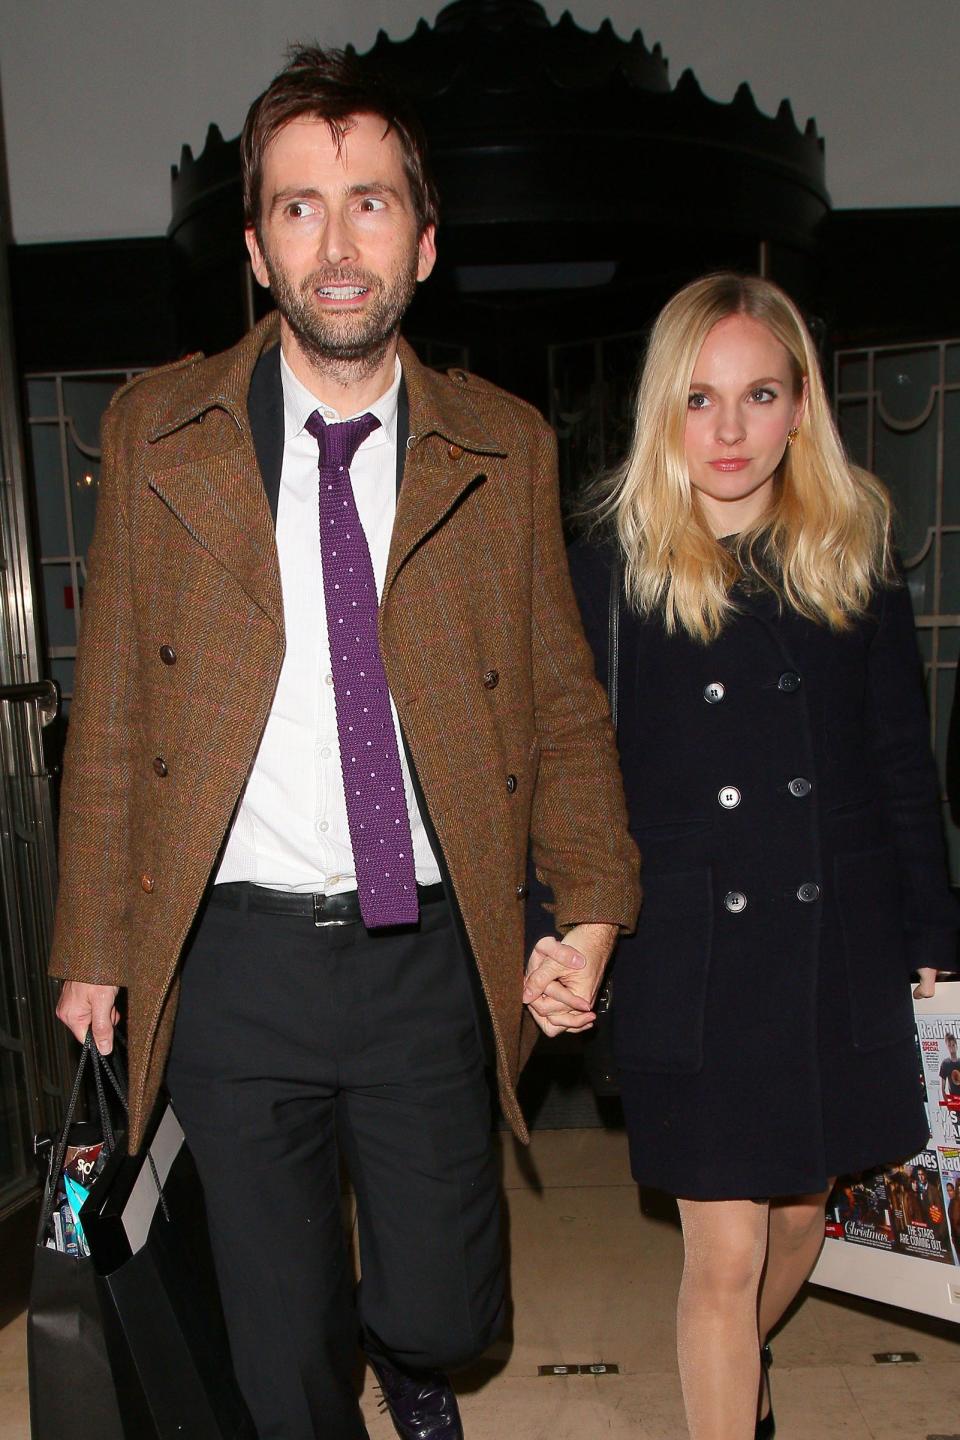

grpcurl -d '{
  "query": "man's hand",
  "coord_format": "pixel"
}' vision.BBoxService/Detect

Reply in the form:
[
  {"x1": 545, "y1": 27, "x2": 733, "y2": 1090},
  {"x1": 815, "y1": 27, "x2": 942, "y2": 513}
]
[
  {"x1": 522, "y1": 922, "x2": 618, "y2": 1038},
  {"x1": 56, "y1": 981, "x2": 120, "y2": 1053}
]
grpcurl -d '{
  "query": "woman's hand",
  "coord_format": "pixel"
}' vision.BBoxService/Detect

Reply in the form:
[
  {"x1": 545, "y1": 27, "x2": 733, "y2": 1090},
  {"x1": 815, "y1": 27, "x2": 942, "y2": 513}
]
[
  {"x1": 522, "y1": 922, "x2": 617, "y2": 1037},
  {"x1": 913, "y1": 967, "x2": 939, "y2": 999}
]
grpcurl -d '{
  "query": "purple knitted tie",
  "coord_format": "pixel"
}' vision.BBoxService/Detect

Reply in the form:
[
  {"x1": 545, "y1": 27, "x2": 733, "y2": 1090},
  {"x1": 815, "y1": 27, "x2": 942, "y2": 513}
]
[{"x1": 305, "y1": 409, "x2": 419, "y2": 928}]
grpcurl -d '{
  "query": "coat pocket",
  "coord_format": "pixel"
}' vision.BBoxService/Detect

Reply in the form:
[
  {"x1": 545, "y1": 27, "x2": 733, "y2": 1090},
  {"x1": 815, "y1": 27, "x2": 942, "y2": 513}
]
[
  {"x1": 835, "y1": 846, "x2": 914, "y2": 1051},
  {"x1": 613, "y1": 866, "x2": 713, "y2": 1073}
]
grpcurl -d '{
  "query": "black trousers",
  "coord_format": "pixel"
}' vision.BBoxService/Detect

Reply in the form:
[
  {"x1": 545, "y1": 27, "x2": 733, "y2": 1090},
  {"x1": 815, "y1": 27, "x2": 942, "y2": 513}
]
[{"x1": 165, "y1": 891, "x2": 504, "y2": 1440}]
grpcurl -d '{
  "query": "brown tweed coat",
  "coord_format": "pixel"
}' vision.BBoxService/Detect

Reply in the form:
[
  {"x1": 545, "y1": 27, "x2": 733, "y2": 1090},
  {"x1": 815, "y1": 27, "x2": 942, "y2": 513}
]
[{"x1": 49, "y1": 313, "x2": 640, "y2": 1151}]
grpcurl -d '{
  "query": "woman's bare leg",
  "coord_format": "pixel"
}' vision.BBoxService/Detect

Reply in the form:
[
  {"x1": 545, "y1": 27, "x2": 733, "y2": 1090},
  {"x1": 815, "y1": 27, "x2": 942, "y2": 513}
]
[
  {"x1": 754, "y1": 1184, "x2": 833, "y2": 1419},
  {"x1": 676, "y1": 1197, "x2": 770, "y2": 1440}
]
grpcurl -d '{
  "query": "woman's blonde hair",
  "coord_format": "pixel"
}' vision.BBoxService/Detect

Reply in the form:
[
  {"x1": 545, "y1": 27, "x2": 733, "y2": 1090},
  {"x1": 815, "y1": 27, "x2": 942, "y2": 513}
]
[{"x1": 595, "y1": 272, "x2": 894, "y2": 642}]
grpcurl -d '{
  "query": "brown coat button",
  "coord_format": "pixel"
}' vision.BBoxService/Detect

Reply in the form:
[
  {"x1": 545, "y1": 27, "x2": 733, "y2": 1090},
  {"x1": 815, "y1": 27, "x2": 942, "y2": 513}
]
[
  {"x1": 483, "y1": 669, "x2": 499, "y2": 689},
  {"x1": 506, "y1": 774, "x2": 517, "y2": 793},
  {"x1": 153, "y1": 757, "x2": 168, "y2": 777},
  {"x1": 140, "y1": 873, "x2": 155, "y2": 893},
  {"x1": 159, "y1": 645, "x2": 177, "y2": 665},
  {"x1": 448, "y1": 443, "x2": 463, "y2": 459},
  {"x1": 451, "y1": 369, "x2": 468, "y2": 385}
]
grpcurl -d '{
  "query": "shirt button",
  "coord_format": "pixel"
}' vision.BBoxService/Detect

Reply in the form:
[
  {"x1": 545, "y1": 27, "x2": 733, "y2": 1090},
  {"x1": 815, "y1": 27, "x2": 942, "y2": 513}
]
[
  {"x1": 797, "y1": 882, "x2": 821, "y2": 903},
  {"x1": 703, "y1": 682, "x2": 725, "y2": 704},
  {"x1": 320, "y1": 746, "x2": 332, "y2": 759},
  {"x1": 788, "y1": 777, "x2": 812, "y2": 797},
  {"x1": 718, "y1": 786, "x2": 741, "y2": 809},
  {"x1": 325, "y1": 674, "x2": 334, "y2": 687},
  {"x1": 724, "y1": 890, "x2": 747, "y2": 913},
  {"x1": 778, "y1": 671, "x2": 801, "y2": 693},
  {"x1": 506, "y1": 774, "x2": 517, "y2": 793},
  {"x1": 483, "y1": 669, "x2": 499, "y2": 689},
  {"x1": 328, "y1": 874, "x2": 341, "y2": 886},
  {"x1": 152, "y1": 757, "x2": 168, "y2": 777},
  {"x1": 317, "y1": 820, "x2": 329, "y2": 833},
  {"x1": 159, "y1": 645, "x2": 177, "y2": 665},
  {"x1": 140, "y1": 873, "x2": 155, "y2": 893}
]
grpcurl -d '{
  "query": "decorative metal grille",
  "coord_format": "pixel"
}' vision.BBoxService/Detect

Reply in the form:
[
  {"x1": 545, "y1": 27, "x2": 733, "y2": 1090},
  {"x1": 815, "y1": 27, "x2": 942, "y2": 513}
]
[
  {"x1": 547, "y1": 330, "x2": 646, "y2": 504},
  {"x1": 835, "y1": 340, "x2": 960, "y2": 881},
  {"x1": 24, "y1": 369, "x2": 140, "y2": 708}
]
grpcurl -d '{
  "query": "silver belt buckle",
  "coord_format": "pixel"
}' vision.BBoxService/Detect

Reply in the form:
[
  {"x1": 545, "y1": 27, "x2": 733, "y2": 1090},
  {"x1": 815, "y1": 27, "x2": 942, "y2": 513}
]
[{"x1": 312, "y1": 893, "x2": 353, "y2": 928}]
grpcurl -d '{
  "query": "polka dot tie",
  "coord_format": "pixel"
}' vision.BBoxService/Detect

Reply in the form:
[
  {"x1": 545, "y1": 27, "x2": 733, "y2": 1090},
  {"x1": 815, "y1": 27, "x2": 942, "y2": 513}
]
[{"x1": 305, "y1": 409, "x2": 419, "y2": 928}]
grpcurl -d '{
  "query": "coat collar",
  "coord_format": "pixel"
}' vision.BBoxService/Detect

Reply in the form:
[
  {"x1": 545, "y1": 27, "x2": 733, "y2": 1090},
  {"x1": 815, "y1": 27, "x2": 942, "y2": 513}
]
[
  {"x1": 147, "y1": 315, "x2": 505, "y2": 460},
  {"x1": 148, "y1": 313, "x2": 281, "y2": 443},
  {"x1": 396, "y1": 337, "x2": 505, "y2": 458}
]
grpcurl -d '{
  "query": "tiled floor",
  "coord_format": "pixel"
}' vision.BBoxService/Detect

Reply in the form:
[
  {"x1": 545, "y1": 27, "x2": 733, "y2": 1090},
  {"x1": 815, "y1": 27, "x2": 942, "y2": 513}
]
[{"x1": 4, "y1": 1128, "x2": 960, "y2": 1438}]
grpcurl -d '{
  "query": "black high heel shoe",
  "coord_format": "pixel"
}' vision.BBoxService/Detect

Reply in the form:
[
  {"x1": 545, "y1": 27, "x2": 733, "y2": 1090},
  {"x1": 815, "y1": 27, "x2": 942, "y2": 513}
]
[{"x1": 755, "y1": 1343, "x2": 775, "y2": 1439}]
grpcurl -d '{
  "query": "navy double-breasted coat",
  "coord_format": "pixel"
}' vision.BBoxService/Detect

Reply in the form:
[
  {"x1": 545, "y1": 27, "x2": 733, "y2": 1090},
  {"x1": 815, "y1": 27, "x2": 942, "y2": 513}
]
[{"x1": 568, "y1": 541, "x2": 956, "y2": 1198}]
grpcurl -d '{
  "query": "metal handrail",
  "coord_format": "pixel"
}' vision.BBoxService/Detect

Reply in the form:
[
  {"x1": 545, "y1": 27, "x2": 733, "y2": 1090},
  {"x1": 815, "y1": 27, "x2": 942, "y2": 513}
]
[{"x1": 0, "y1": 680, "x2": 58, "y2": 728}]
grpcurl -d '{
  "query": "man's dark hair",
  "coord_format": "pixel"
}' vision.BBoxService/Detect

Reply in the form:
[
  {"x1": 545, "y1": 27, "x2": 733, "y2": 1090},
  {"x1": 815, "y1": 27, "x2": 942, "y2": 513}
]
[
  {"x1": 948, "y1": 1033, "x2": 957, "y2": 1044},
  {"x1": 241, "y1": 44, "x2": 439, "y2": 238}
]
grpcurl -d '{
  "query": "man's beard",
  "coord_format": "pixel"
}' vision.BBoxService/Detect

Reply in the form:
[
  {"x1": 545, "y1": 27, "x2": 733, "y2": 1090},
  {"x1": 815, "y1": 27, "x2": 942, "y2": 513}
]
[{"x1": 263, "y1": 249, "x2": 419, "y2": 377}]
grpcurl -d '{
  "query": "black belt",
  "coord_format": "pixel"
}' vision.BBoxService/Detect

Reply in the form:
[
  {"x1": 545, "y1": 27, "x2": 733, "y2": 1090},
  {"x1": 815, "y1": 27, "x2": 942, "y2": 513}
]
[{"x1": 211, "y1": 880, "x2": 446, "y2": 927}]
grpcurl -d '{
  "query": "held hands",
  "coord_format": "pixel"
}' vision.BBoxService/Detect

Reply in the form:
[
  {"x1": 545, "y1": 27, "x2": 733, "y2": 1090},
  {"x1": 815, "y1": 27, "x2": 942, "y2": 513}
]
[
  {"x1": 522, "y1": 922, "x2": 617, "y2": 1038},
  {"x1": 56, "y1": 981, "x2": 120, "y2": 1054}
]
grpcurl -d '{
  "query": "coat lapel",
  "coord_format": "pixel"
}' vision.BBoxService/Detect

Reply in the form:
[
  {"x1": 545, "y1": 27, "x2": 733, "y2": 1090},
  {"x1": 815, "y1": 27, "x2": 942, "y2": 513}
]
[
  {"x1": 144, "y1": 323, "x2": 505, "y2": 625},
  {"x1": 145, "y1": 317, "x2": 284, "y2": 629},
  {"x1": 384, "y1": 339, "x2": 506, "y2": 601}
]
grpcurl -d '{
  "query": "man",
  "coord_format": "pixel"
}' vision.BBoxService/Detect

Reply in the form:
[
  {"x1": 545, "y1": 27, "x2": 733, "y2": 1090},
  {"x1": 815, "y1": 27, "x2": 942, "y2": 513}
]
[
  {"x1": 947, "y1": 1179, "x2": 960, "y2": 1260},
  {"x1": 52, "y1": 46, "x2": 639, "y2": 1440},
  {"x1": 940, "y1": 1033, "x2": 960, "y2": 1101}
]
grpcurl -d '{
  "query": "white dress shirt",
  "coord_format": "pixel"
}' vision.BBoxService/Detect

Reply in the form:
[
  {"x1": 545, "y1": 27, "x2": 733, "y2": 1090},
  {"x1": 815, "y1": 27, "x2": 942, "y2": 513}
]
[{"x1": 216, "y1": 349, "x2": 441, "y2": 893}]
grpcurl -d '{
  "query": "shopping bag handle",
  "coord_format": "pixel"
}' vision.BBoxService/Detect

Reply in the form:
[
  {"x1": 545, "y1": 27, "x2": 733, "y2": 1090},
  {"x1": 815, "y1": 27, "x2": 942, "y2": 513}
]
[{"x1": 38, "y1": 1030, "x2": 124, "y2": 1237}]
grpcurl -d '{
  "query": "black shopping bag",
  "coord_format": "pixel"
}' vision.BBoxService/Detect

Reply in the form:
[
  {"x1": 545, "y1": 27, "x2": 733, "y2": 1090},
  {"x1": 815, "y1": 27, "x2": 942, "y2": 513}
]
[
  {"x1": 81, "y1": 1067, "x2": 256, "y2": 1440},
  {"x1": 27, "y1": 1034, "x2": 129, "y2": 1440}
]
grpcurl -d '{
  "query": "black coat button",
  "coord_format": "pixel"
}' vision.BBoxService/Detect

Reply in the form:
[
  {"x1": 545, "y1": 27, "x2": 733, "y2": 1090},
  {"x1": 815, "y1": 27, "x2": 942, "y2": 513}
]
[
  {"x1": 724, "y1": 890, "x2": 747, "y2": 913},
  {"x1": 506, "y1": 774, "x2": 517, "y2": 793},
  {"x1": 152, "y1": 757, "x2": 168, "y2": 777},
  {"x1": 788, "y1": 777, "x2": 811, "y2": 797},
  {"x1": 516, "y1": 882, "x2": 528, "y2": 899},
  {"x1": 797, "y1": 882, "x2": 820, "y2": 903},
  {"x1": 483, "y1": 669, "x2": 499, "y2": 689},
  {"x1": 159, "y1": 645, "x2": 177, "y2": 665},
  {"x1": 704, "y1": 681, "x2": 725, "y2": 704},
  {"x1": 778, "y1": 671, "x2": 800, "y2": 693}
]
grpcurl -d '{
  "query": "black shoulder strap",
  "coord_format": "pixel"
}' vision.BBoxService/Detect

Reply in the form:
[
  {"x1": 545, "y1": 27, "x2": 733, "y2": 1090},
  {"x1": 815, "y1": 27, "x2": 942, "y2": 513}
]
[{"x1": 607, "y1": 552, "x2": 622, "y2": 733}]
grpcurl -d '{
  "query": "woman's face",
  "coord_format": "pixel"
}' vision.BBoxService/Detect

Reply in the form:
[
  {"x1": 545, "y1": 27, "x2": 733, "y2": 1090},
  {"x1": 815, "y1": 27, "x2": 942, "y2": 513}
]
[{"x1": 684, "y1": 312, "x2": 806, "y2": 537}]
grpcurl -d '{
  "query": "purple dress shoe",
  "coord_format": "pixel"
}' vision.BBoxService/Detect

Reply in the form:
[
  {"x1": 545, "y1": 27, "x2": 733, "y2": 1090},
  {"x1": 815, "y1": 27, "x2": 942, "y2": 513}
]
[{"x1": 369, "y1": 1355, "x2": 464, "y2": 1440}]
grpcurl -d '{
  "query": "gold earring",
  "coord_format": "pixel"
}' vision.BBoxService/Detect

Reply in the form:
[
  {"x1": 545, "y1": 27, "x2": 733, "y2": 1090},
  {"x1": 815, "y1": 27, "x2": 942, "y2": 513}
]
[{"x1": 786, "y1": 426, "x2": 800, "y2": 446}]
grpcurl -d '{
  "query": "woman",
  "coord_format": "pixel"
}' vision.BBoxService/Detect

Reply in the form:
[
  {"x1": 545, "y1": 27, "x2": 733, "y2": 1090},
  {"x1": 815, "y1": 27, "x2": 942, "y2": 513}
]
[{"x1": 569, "y1": 274, "x2": 956, "y2": 1438}]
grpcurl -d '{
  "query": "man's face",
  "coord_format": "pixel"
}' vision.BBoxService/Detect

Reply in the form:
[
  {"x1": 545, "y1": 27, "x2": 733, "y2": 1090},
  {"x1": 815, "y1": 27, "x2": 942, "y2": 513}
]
[{"x1": 245, "y1": 113, "x2": 436, "y2": 367}]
